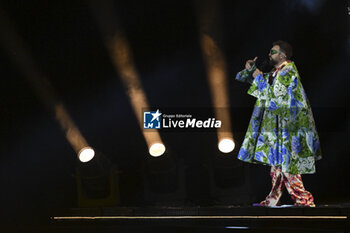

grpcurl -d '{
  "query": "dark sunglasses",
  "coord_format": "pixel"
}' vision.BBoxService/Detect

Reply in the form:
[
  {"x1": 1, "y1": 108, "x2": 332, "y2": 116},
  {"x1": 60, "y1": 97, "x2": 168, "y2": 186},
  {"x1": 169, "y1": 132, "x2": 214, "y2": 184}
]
[{"x1": 269, "y1": 49, "x2": 279, "y2": 55}]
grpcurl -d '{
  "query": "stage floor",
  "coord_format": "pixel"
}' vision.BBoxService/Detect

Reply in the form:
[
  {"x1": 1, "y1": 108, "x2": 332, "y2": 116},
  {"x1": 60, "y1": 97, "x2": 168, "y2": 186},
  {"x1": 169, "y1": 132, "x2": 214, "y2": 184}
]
[
  {"x1": 4, "y1": 204, "x2": 349, "y2": 233},
  {"x1": 47, "y1": 204, "x2": 350, "y2": 233}
]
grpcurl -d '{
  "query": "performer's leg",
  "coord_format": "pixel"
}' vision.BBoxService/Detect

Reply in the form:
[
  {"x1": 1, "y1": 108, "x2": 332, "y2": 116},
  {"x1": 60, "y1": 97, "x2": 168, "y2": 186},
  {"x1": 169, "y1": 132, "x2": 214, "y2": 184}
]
[
  {"x1": 283, "y1": 173, "x2": 315, "y2": 207},
  {"x1": 260, "y1": 166, "x2": 284, "y2": 206}
]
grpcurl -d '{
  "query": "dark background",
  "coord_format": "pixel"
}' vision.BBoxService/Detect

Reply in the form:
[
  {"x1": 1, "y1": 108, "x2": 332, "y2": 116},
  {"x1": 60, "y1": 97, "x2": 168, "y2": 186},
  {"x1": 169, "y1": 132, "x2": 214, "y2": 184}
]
[{"x1": 0, "y1": 0, "x2": 349, "y2": 225}]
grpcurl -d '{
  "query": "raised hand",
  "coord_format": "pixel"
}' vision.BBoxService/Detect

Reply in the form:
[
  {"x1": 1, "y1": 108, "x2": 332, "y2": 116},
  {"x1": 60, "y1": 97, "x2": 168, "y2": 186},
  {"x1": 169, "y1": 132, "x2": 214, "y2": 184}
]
[{"x1": 245, "y1": 56, "x2": 258, "y2": 70}]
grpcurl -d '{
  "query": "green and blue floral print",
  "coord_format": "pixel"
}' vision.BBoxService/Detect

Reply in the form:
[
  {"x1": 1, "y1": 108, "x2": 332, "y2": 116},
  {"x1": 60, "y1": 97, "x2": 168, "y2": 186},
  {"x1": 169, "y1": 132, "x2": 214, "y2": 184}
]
[{"x1": 236, "y1": 61, "x2": 321, "y2": 174}]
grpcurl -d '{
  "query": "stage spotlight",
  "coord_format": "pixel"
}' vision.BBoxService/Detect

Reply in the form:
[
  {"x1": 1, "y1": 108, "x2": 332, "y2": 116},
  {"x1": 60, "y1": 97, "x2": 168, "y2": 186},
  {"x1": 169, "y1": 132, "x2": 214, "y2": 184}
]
[
  {"x1": 90, "y1": 1, "x2": 166, "y2": 157},
  {"x1": 78, "y1": 147, "x2": 95, "y2": 162},
  {"x1": 196, "y1": 0, "x2": 235, "y2": 154},
  {"x1": 200, "y1": 33, "x2": 235, "y2": 153},
  {"x1": 0, "y1": 10, "x2": 94, "y2": 162},
  {"x1": 149, "y1": 143, "x2": 166, "y2": 157},
  {"x1": 218, "y1": 138, "x2": 235, "y2": 153}
]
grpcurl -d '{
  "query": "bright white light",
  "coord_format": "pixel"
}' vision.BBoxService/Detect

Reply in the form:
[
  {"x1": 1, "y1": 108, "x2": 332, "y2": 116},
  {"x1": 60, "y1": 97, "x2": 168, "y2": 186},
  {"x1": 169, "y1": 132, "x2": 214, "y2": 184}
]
[
  {"x1": 218, "y1": 138, "x2": 235, "y2": 153},
  {"x1": 149, "y1": 143, "x2": 166, "y2": 157},
  {"x1": 78, "y1": 147, "x2": 95, "y2": 162}
]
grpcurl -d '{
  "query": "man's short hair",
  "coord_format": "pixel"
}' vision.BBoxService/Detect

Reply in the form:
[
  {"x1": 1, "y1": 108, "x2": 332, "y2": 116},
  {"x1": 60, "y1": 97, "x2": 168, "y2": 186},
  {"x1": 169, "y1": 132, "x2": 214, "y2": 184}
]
[{"x1": 273, "y1": 40, "x2": 293, "y2": 59}]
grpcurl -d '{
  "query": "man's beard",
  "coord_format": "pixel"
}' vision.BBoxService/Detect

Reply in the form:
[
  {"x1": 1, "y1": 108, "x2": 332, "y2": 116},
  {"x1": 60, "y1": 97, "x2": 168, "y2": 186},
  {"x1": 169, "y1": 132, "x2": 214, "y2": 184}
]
[
  {"x1": 260, "y1": 59, "x2": 273, "y2": 72},
  {"x1": 269, "y1": 58, "x2": 278, "y2": 66}
]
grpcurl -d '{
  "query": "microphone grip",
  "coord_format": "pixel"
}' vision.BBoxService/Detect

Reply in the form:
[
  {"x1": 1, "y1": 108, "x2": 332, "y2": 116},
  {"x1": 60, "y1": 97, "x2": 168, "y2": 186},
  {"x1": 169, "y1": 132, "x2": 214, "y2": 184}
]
[{"x1": 248, "y1": 62, "x2": 256, "y2": 72}]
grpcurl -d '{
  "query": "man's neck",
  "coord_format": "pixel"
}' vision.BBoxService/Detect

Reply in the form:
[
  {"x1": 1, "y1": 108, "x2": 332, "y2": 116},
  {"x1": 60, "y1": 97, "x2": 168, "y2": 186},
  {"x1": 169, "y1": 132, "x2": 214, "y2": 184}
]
[{"x1": 274, "y1": 60, "x2": 287, "y2": 69}]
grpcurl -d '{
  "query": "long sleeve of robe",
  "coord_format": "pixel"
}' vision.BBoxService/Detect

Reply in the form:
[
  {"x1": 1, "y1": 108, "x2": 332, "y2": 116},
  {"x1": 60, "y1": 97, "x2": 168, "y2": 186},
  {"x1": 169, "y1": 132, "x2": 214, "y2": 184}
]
[{"x1": 236, "y1": 61, "x2": 321, "y2": 174}]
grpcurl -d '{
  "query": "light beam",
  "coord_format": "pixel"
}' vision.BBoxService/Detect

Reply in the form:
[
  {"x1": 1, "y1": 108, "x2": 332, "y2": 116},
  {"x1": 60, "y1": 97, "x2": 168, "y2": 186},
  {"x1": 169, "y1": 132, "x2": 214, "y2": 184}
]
[
  {"x1": 0, "y1": 7, "x2": 94, "y2": 162},
  {"x1": 196, "y1": 0, "x2": 235, "y2": 154},
  {"x1": 90, "y1": 0, "x2": 166, "y2": 157}
]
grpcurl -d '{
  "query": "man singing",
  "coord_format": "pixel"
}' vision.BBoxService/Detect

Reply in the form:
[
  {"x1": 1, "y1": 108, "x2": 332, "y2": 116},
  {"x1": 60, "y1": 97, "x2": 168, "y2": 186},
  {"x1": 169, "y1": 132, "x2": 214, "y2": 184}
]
[{"x1": 235, "y1": 40, "x2": 321, "y2": 207}]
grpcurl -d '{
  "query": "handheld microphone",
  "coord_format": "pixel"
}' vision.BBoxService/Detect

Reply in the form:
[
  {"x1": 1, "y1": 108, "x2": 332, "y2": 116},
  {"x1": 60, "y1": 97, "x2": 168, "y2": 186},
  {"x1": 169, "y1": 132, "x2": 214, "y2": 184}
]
[
  {"x1": 248, "y1": 61, "x2": 256, "y2": 71},
  {"x1": 249, "y1": 60, "x2": 256, "y2": 67}
]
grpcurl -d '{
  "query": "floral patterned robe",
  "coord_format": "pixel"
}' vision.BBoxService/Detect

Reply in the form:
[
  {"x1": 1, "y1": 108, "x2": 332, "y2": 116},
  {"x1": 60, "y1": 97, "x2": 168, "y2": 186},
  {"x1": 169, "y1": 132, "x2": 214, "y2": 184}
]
[{"x1": 235, "y1": 61, "x2": 321, "y2": 174}]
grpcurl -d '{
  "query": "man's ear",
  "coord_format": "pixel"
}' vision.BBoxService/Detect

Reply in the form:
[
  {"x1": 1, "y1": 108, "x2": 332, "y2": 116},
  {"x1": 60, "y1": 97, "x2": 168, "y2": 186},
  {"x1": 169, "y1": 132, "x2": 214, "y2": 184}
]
[{"x1": 280, "y1": 53, "x2": 287, "y2": 59}]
